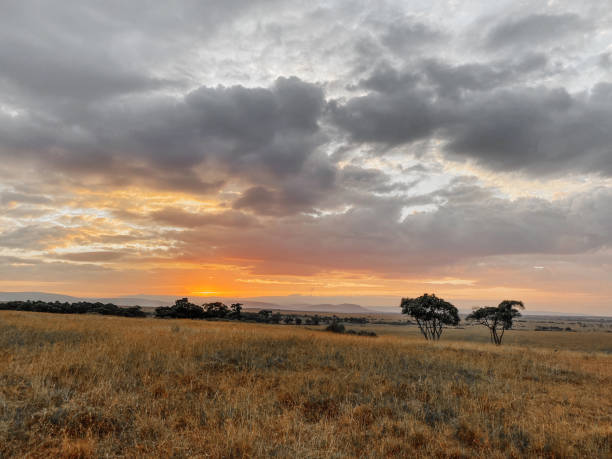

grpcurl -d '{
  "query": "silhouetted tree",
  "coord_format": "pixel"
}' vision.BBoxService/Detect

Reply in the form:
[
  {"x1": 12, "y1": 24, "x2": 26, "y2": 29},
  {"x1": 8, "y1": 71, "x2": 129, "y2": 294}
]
[
  {"x1": 466, "y1": 300, "x2": 524, "y2": 345},
  {"x1": 230, "y1": 303, "x2": 242, "y2": 319},
  {"x1": 155, "y1": 298, "x2": 204, "y2": 319},
  {"x1": 204, "y1": 302, "x2": 229, "y2": 318},
  {"x1": 295, "y1": 317, "x2": 302, "y2": 325},
  {"x1": 283, "y1": 316, "x2": 294, "y2": 324},
  {"x1": 400, "y1": 293, "x2": 460, "y2": 341},
  {"x1": 270, "y1": 312, "x2": 282, "y2": 324},
  {"x1": 258, "y1": 309, "x2": 272, "y2": 322}
]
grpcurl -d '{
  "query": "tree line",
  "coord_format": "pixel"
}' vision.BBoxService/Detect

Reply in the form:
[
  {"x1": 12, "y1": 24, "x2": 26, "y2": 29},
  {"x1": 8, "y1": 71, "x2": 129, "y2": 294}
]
[
  {"x1": 1, "y1": 294, "x2": 525, "y2": 345},
  {"x1": 154, "y1": 298, "x2": 362, "y2": 326},
  {"x1": 0, "y1": 300, "x2": 146, "y2": 317},
  {"x1": 0, "y1": 298, "x2": 359, "y2": 327}
]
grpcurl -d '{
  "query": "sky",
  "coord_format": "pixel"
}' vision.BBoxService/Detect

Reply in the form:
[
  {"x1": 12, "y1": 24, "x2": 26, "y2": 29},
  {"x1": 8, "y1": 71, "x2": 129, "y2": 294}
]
[{"x1": 1, "y1": 0, "x2": 611, "y2": 314}]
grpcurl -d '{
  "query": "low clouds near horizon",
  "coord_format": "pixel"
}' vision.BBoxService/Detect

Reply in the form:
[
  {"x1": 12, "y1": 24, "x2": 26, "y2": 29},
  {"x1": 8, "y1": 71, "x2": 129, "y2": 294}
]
[{"x1": 1, "y1": 0, "x2": 611, "y2": 313}]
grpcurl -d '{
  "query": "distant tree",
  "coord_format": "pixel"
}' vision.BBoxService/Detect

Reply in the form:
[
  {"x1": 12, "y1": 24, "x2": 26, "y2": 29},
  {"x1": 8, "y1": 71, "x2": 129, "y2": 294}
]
[
  {"x1": 204, "y1": 302, "x2": 229, "y2": 318},
  {"x1": 295, "y1": 317, "x2": 302, "y2": 325},
  {"x1": 466, "y1": 300, "x2": 524, "y2": 345},
  {"x1": 230, "y1": 303, "x2": 242, "y2": 319},
  {"x1": 155, "y1": 298, "x2": 205, "y2": 319},
  {"x1": 283, "y1": 316, "x2": 294, "y2": 324},
  {"x1": 326, "y1": 317, "x2": 345, "y2": 333},
  {"x1": 400, "y1": 293, "x2": 460, "y2": 341},
  {"x1": 258, "y1": 309, "x2": 272, "y2": 322},
  {"x1": 306, "y1": 315, "x2": 321, "y2": 325},
  {"x1": 270, "y1": 312, "x2": 282, "y2": 324}
]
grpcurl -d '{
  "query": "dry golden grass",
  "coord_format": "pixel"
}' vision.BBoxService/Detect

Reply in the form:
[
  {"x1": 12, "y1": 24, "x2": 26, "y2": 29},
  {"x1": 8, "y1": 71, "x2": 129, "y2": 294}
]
[{"x1": 1, "y1": 311, "x2": 611, "y2": 458}]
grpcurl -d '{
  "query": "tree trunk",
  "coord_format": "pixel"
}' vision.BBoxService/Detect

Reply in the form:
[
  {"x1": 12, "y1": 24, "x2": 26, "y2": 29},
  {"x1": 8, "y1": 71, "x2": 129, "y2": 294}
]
[{"x1": 416, "y1": 319, "x2": 429, "y2": 340}]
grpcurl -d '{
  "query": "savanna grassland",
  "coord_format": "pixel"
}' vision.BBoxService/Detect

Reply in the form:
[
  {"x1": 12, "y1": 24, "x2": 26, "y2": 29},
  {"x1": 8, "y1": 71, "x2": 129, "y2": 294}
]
[{"x1": 1, "y1": 311, "x2": 611, "y2": 458}]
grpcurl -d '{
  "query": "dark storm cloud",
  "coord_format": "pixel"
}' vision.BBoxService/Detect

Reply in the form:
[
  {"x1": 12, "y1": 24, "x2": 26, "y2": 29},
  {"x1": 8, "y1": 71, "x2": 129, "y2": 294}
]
[
  {"x1": 0, "y1": 76, "x2": 331, "y2": 206},
  {"x1": 484, "y1": 13, "x2": 589, "y2": 50},
  {"x1": 231, "y1": 152, "x2": 336, "y2": 216},
  {"x1": 443, "y1": 84, "x2": 612, "y2": 175},
  {"x1": 333, "y1": 54, "x2": 552, "y2": 147},
  {"x1": 1, "y1": 1, "x2": 335, "y2": 209},
  {"x1": 329, "y1": 86, "x2": 438, "y2": 144},
  {"x1": 2, "y1": 0, "x2": 609, "y2": 202},
  {"x1": 421, "y1": 53, "x2": 549, "y2": 97},
  {"x1": 180, "y1": 77, "x2": 326, "y2": 175},
  {"x1": 332, "y1": 55, "x2": 612, "y2": 176}
]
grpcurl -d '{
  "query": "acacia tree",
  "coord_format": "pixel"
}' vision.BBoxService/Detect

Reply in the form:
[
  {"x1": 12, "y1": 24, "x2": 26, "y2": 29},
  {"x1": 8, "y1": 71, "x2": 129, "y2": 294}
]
[
  {"x1": 466, "y1": 300, "x2": 524, "y2": 345},
  {"x1": 400, "y1": 293, "x2": 460, "y2": 341}
]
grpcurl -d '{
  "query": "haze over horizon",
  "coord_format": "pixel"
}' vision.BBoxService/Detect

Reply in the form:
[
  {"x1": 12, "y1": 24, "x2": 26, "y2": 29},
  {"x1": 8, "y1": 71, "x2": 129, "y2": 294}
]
[{"x1": 1, "y1": 1, "x2": 611, "y2": 315}]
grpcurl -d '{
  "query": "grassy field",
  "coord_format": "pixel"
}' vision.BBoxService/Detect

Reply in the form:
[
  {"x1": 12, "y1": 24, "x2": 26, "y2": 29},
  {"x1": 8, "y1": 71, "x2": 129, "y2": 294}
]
[{"x1": 1, "y1": 311, "x2": 611, "y2": 458}]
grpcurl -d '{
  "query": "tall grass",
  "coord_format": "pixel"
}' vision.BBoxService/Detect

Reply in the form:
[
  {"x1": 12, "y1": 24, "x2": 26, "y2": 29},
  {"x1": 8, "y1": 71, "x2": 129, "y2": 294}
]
[{"x1": 0, "y1": 311, "x2": 610, "y2": 457}]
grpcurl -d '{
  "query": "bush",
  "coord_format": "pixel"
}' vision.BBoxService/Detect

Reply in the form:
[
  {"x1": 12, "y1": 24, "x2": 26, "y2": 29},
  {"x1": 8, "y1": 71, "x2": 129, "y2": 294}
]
[
  {"x1": 326, "y1": 319, "x2": 345, "y2": 333},
  {"x1": 345, "y1": 330, "x2": 377, "y2": 337}
]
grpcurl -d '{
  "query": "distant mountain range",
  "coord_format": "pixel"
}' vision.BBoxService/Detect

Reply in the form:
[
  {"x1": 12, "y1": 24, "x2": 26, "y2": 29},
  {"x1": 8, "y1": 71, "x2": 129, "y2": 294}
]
[
  {"x1": 2, "y1": 291, "x2": 602, "y2": 316},
  {"x1": 0, "y1": 291, "x2": 380, "y2": 314}
]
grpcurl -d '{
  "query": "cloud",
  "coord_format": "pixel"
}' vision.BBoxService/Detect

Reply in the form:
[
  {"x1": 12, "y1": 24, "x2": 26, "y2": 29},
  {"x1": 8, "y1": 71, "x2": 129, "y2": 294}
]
[
  {"x1": 145, "y1": 177, "x2": 611, "y2": 277},
  {"x1": 339, "y1": 165, "x2": 417, "y2": 193},
  {"x1": 0, "y1": 76, "x2": 331, "y2": 204},
  {"x1": 52, "y1": 251, "x2": 127, "y2": 262},
  {"x1": 329, "y1": 86, "x2": 438, "y2": 144},
  {"x1": 442, "y1": 84, "x2": 612, "y2": 175},
  {"x1": 421, "y1": 53, "x2": 549, "y2": 97},
  {"x1": 0, "y1": 225, "x2": 73, "y2": 250},
  {"x1": 151, "y1": 208, "x2": 258, "y2": 228},
  {"x1": 0, "y1": 0, "x2": 282, "y2": 104},
  {"x1": 0, "y1": 191, "x2": 53, "y2": 206},
  {"x1": 331, "y1": 58, "x2": 612, "y2": 176},
  {"x1": 375, "y1": 15, "x2": 445, "y2": 54},
  {"x1": 484, "y1": 13, "x2": 589, "y2": 50}
]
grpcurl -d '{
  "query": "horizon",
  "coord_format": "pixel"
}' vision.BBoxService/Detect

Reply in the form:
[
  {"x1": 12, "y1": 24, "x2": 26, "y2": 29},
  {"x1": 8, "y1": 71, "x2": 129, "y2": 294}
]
[
  {"x1": 2, "y1": 290, "x2": 611, "y2": 317},
  {"x1": 1, "y1": 1, "x2": 612, "y2": 316}
]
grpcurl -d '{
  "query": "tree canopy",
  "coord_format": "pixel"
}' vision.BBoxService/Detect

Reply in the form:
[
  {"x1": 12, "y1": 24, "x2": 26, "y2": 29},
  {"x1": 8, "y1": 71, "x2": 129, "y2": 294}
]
[
  {"x1": 400, "y1": 293, "x2": 460, "y2": 341},
  {"x1": 466, "y1": 300, "x2": 524, "y2": 345}
]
